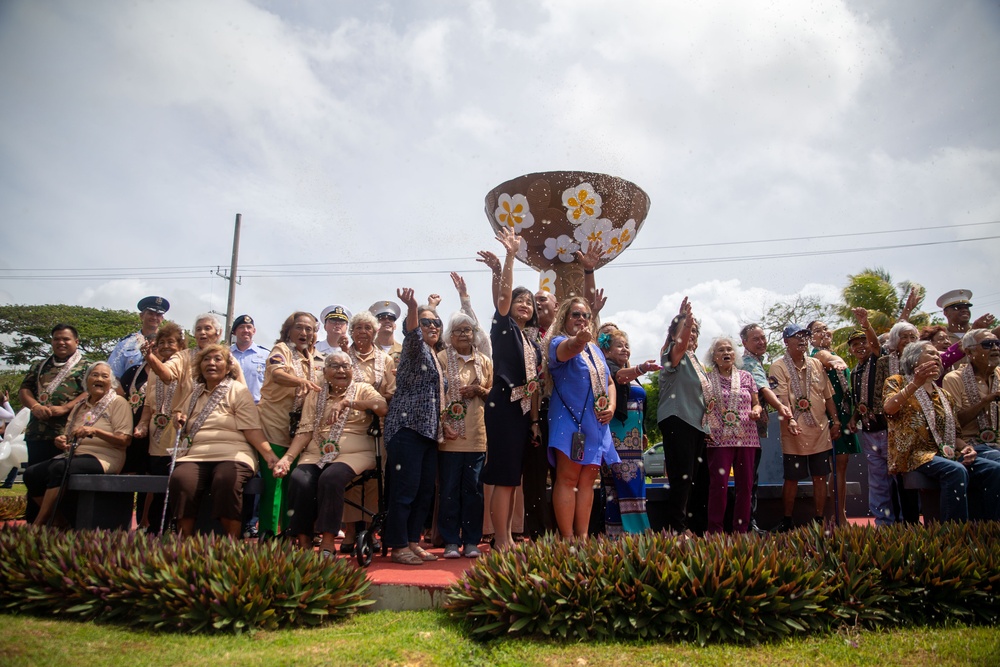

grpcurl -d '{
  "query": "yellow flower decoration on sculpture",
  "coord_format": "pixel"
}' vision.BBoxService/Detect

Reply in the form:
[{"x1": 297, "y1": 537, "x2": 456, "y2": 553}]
[
  {"x1": 606, "y1": 219, "x2": 637, "y2": 257},
  {"x1": 538, "y1": 270, "x2": 556, "y2": 293},
  {"x1": 561, "y1": 182, "x2": 602, "y2": 224},
  {"x1": 573, "y1": 218, "x2": 612, "y2": 253},
  {"x1": 494, "y1": 193, "x2": 534, "y2": 232}
]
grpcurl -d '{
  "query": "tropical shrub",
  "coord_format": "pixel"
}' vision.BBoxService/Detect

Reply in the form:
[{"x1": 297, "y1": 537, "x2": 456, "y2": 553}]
[{"x1": 0, "y1": 526, "x2": 373, "y2": 633}]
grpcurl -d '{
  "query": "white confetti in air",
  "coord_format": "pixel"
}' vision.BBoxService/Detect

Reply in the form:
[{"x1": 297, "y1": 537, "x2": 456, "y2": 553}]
[
  {"x1": 682, "y1": 474, "x2": 689, "y2": 480},
  {"x1": 395, "y1": 464, "x2": 402, "y2": 471},
  {"x1": 717, "y1": 468, "x2": 727, "y2": 475},
  {"x1": 572, "y1": 487, "x2": 579, "y2": 492},
  {"x1": 488, "y1": 401, "x2": 495, "y2": 407},
  {"x1": 286, "y1": 509, "x2": 295, "y2": 517}
]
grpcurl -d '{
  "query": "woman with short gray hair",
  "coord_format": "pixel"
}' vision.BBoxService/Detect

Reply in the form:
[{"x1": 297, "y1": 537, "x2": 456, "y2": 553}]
[{"x1": 701, "y1": 336, "x2": 761, "y2": 533}]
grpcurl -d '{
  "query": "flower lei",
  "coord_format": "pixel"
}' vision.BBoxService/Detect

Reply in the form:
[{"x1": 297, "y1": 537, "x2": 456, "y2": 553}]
[
  {"x1": 36, "y1": 350, "x2": 83, "y2": 404},
  {"x1": 443, "y1": 346, "x2": 485, "y2": 439},
  {"x1": 783, "y1": 354, "x2": 818, "y2": 427},
  {"x1": 581, "y1": 344, "x2": 610, "y2": 412},
  {"x1": 350, "y1": 345, "x2": 386, "y2": 391},
  {"x1": 313, "y1": 381, "x2": 358, "y2": 468},
  {"x1": 179, "y1": 378, "x2": 233, "y2": 454},
  {"x1": 690, "y1": 351, "x2": 713, "y2": 430},
  {"x1": 64, "y1": 390, "x2": 117, "y2": 443},
  {"x1": 856, "y1": 357, "x2": 873, "y2": 417},
  {"x1": 510, "y1": 328, "x2": 539, "y2": 415},
  {"x1": 285, "y1": 345, "x2": 314, "y2": 413},
  {"x1": 708, "y1": 368, "x2": 742, "y2": 433},
  {"x1": 960, "y1": 364, "x2": 998, "y2": 444},
  {"x1": 127, "y1": 362, "x2": 147, "y2": 414},
  {"x1": 149, "y1": 376, "x2": 178, "y2": 451},
  {"x1": 911, "y1": 378, "x2": 958, "y2": 459}
]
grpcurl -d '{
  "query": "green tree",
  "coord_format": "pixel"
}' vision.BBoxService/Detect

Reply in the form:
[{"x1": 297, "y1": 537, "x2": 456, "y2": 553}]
[
  {"x1": 0, "y1": 305, "x2": 141, "y2": 367},
  {"x1": 641, "y1": 373, "x2": 661, "y2": 445},
  {"x1": 833, "y1": 268, "x2": 930, "y2": 357},
  {"x1": 754, "y1": 295, "x2": 837, "y2": 367}
]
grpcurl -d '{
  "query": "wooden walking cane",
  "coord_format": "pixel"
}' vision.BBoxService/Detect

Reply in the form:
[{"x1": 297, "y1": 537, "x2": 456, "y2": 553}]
[
  {"x1": 48, "y1": 439, "x2": 79, "y2": 528},
  {"x1": 159, "y1": 426, "x2": 184, "y2": 535}
]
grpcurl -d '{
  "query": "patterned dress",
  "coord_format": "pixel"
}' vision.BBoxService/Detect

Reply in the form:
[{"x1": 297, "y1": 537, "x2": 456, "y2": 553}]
[{"x1": 602, "y1": 377, "x2": 650, "y2": 535}]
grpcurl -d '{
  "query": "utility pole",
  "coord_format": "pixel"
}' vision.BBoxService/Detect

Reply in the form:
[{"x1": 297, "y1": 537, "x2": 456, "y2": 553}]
[{"x1": 215, "y1": 213, "x2": 242, "y2": 340}]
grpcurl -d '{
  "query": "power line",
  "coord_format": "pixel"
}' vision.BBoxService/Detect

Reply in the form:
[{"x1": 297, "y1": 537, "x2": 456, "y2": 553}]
[
  {"x1": 1, "y1": 220, "x2": 995, "y2": 275},
  {"x1": 4, "y1": 234, "x2": 994, "y2": 280}
]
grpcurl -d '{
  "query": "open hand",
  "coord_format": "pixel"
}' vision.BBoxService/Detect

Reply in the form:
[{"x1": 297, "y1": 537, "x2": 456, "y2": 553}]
[
  {"x1": 397, "y1": 287, "x2": 418, "y2": 310},
  {"x1": 476, "y1": 250, "x2": 501, "y2": 275}
]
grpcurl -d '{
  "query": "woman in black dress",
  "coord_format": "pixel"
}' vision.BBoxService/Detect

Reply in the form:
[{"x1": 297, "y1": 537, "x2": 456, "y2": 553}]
[{"x1": 478, "y1": 228, "x2": 541, "y2": 550}]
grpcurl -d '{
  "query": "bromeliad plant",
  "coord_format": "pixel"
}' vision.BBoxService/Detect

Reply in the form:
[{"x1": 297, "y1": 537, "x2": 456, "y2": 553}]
[
  {"x1": 0, "y1": 526, "x2": 373, "y2": 633},
  {"x1": 445, "y1": 522, "x2": 1000, "y2": 644}
]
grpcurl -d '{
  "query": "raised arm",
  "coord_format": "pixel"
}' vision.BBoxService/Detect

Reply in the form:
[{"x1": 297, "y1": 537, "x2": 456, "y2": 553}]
[
  {"x1": 575, "y1": 243, "x2": 605, "y2": 314},
  {"x1": 853, "y1": 307, "x2": 881, "y2": 359},
  {"x1": 476, "y1": 250, "x2": 502, "y2": 309},
  {"x1": 663, "y1": 298, "x2": 694, "y2": 368},
  {"x1": 492, "y1": 227, "x2": 521, "y2": 318},
  {"x1": 398, "y1": 287, "x2": 420, "y2": 334}
]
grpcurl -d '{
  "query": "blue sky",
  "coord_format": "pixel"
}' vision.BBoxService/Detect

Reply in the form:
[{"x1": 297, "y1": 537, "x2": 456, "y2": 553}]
[{"x1": 1, "y1": 0, "x2": 998, "y2": 362}]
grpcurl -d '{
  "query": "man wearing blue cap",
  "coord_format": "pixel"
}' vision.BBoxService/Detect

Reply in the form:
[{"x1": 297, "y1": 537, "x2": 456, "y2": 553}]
[
  {"x1": 768, "y1": 323, "x2": 840, "y2": 532},
  {"x1": 107, "y1": 296, "x2": 169, "y2": 379},
  {"x1": 230, "y1": 315, "x2": 269, "y2": 403}
]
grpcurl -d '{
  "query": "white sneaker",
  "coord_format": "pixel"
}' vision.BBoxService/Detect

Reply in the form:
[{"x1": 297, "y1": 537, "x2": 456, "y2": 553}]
[{"x1": 443, "y1": 544, "x2": 461, "y2": 559}]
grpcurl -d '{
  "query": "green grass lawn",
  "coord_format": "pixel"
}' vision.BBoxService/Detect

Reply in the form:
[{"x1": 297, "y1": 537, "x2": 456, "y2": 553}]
[{"x1": 1, "y1": 611, "x2": 997, "y2": 666}]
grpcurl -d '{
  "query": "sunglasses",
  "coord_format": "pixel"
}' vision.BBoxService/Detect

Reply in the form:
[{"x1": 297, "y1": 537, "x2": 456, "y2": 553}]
[
  {"x1": 419, "y1": 317, "x2": 443, "y2": 329},
  {"x1": 976, "y1": 339, "x2": 1000, "y2": 349},
  {"x1": 377, "y1": 313, "x2": 397, "y2": 321},
  {"x1": 569, "y1": 311, "x2": 592, "y2": 321}
]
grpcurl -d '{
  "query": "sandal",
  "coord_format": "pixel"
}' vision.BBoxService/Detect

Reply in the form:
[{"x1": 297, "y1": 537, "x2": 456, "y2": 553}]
[
  {"x1": 410, "y1": 544, "x2": 438, "y2": 561},
  {"x1": 391, "y1": 548, "x2": 424, "y2": 566}
]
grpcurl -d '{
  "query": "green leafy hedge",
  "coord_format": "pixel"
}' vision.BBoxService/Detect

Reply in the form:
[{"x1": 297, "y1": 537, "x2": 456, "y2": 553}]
[
  {"x1": 0, "y1": 526, "x2": 373, "y2": 633},
  {"x1": 0, "y1": 495, "x2": 26, "y2": 521},
  {"x1": 445, "y1": 522, "x2": 1000, "y2": 644}
]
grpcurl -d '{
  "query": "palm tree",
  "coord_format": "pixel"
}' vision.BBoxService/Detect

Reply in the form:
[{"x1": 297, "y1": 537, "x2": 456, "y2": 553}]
[{"x1": 832, "y1": 267, "x2": 930, "y2": 356}]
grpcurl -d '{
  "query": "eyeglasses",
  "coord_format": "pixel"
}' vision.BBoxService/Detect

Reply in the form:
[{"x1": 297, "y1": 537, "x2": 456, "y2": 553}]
[
  {"x1": 975, "y1": 339, "x2": 1000, "y2": 349},
  {"x1": 326, "y1": 363, "x2": 351, "y2": 370},
  {"x1": 292, "y1": 324, "x2": 315, "y2": 333},
  {"x1": 453, "y1": 327, "x2": 475, "y2": 336},
  {"x1": 420, "y1": 318, "x2": 443, "y2": 329},
  {"x1": 569, "y1": 311, "x2": 591, "y2": 321}
]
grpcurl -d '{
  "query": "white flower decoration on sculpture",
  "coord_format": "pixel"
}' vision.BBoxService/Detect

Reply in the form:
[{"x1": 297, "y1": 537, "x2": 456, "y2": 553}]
[
  {"x1": 572, "y1": 218, "x2": 612, "y2": 253},
  {"x1": 515, "y1": 237, "x2": 528, "y2": 262},
  {"x1": 605, "y1": 219, "x2": 637, "y2": 258},
  {"x1": 538, "y1": 270, "x2": 556, "y2": 293},
  {"x1": 561, "y1": 182, "x2": 602, "y2": 224},
  {"x1": 543, "y1": 235, "x2": 580, "y2": 263},
  {"x1": 494, "y1": 193, "x2": 534, "y2": 232}
]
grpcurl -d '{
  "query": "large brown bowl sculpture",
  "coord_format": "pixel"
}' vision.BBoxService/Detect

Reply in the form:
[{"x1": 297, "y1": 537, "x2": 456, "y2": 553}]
[{"x1": 484, "y1": 171, "x2": 650, "y2": 300}]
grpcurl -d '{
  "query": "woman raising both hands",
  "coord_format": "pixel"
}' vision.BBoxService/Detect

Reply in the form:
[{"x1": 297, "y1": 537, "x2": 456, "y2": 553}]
[{"x1": 478, "y1": 228, "x2": 541, "y2": 550}]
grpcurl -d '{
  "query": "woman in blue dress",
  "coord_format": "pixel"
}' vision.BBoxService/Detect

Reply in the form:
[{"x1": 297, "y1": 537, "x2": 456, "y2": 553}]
[
  {"x1": 545, "y1": 296, "x2": 618, "y2": 539},
  {"x1": 598, "y1": 327, "x2": 659, "y2": 535}
]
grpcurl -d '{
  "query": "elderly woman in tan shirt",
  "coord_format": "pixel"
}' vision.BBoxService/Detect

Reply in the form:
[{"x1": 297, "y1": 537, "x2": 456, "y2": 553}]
[
  {"x1": 256, "y1": 311, "x2": 324, "y2": 539},
  {"x1": 24, "y1": 361, "x2": 132, "y2": 526},
  {"x1": 339, "y1": 310, "x2": 397, "y2": 551},
  {"x1": 437, "y1": 311, "x2": 493, "y2": 558},
  {"x1": 274, "y1": 350, "x2": 388, "y2": 557},
  {"x1": 169, "y1": 345, "x2": 278, "y2": 538}
]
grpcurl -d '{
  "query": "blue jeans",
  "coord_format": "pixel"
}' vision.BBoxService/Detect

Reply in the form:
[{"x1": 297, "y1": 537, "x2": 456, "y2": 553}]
[
  {"x1": 973, "y1": 444, "x2": 1000, "y2": 463},
  {"x1": 437, "y1": 451, "x2": 485, "y2": 547},
  {"x1": 861, "y1": 430, "x2": 897, "y2": 526},
  {"x1": 915, "y1": 455, "x2": 1000, "y2": 522},
  {"x1": 385, "y1": 428, "x2": 438, "y2": 548}
]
